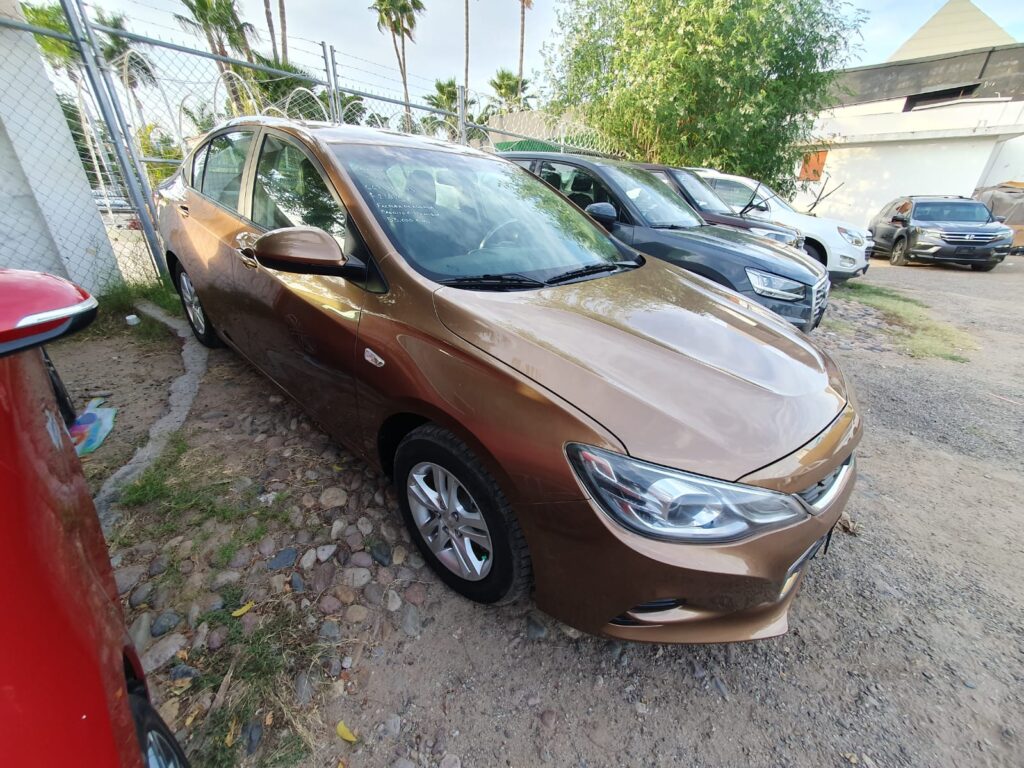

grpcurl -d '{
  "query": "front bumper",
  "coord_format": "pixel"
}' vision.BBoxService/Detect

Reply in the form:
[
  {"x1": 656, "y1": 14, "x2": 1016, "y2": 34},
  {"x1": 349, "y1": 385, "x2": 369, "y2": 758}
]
[
  {"x1": 829, "y1": 240, "x2": 871, "y2": 282},
  {"x1": 521, "y1": 406, "x2": 861, "y2": 644},
  {"x1": 908, "y1": 240, "x2": 1010, "y2": 264}
]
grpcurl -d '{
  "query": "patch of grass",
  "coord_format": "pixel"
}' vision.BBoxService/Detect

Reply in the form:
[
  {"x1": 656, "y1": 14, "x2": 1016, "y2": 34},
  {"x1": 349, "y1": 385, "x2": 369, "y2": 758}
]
[
  {"x1": 213, "y1": 541, "x2": 241, "y2": 569},
  {"x1": 187, "y1": 705, "x2": 236, "y2": 768},
  {"x1": 100, "y1": 279, "x2": 181, "y2": 315},
  {"x1": 818, "y1": 314, "x2": 855, "y2": 336},
  {"x1": 241, "y1": 521, "x2": 268, "y2": 544},
  {"x1": 833, "y1": 282, "x2": 974, "y2": 362},
  {"x1": 263, "y1": 733, "x2": 311, "y2": 767}
]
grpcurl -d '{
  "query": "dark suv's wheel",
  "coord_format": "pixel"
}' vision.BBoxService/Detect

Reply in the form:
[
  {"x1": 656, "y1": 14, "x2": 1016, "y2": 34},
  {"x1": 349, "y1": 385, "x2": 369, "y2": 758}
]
[
  {"x1": 130, "y1": 693, "x2": 190, "y2": 767},
  {"x1": 890, "y1": 238, "x2": 909, "y2": 266},
  {"x1": 173, "y1": 264, "x2": 222, "y2": 347},
  {"x1": 394, "y1": 424, "x2": 531, "y2": 604}
]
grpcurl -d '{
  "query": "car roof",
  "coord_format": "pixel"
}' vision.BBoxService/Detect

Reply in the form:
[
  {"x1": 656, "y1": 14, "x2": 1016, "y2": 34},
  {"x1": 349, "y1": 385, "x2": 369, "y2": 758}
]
[
  {"x1": 213, "y1": 116, "x2": 491, "y2": 158},
  {"x1": 500, "y1": 150, "x2": 635, "y2": 172},
  {"x1": 907, "y1": 195, "x2": 977, "y2": 202}
]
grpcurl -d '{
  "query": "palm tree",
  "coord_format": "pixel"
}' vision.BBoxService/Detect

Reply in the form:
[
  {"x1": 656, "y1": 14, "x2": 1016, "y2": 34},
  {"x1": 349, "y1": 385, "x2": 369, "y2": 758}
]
[
  {"x1": 263, "y1": 0, "x2": 278, "y2": 63},
  {"x1": 423, "y1": 78, "x2": 490, "y2": 142},
  {"x1": 488, "y1": 68, "x2": 531, "y2": 114},
  {"x1": 278, "y1": 0, "x2": 289, "y2": 64},
  {"x1": 22, "y1": 2, "x2": 78, "y2": 81},
  {"x1": 517, "y1": 0, "x2": 533, "y2": 103},
  {"x1": 369, "y1": 0, "x2": 425, "y2": 132},
  {"x1": 95, "y1": 11, "x2": 156, "y2": 124},
  {"x1": 175, "y1": 0, "x2": 257, "y2": 111}
]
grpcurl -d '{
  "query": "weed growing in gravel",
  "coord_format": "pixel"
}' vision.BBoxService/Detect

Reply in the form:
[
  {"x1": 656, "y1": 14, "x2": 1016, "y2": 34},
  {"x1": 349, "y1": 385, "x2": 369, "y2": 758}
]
[
  {"x1": 214, "y1": 541, "x2": 241, "y2": 569},
  {"x1": 78, "y1": 280, "x2": 182, "y2": 342},
  {"x1": 834, "y1": 283, "x2": 974, "y2": 361}
]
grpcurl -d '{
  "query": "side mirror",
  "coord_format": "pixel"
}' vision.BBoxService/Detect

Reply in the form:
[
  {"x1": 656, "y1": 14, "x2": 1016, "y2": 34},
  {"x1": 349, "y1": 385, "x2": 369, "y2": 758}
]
[
  {"x1": 252, "y1": 226, "x2": 349, "y2": 275},
  {"x1": 0, "y1": 269, "x2": 97, "y2": 358},
  {"x1": 994, "y1": 214, "x2": 1006, "y2": 223},
  {"x1": 891, "y1": 214, "x2": 908, "y2": 224},
  {"x1": 753, "y1": 201, "x2": 769, "y2": 212},
  {"x1": 585, "y1": 202, "x2": 618, "y2": 229}
]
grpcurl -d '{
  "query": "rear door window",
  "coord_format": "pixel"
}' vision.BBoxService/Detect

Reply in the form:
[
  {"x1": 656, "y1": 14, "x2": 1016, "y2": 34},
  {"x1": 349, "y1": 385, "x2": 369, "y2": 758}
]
[
  {"x1": 199, "y1": 130, "x2": 253, "y2": 212},
  {"x1": 709, "y1": 178, "x2": 754, "y2": 208}
]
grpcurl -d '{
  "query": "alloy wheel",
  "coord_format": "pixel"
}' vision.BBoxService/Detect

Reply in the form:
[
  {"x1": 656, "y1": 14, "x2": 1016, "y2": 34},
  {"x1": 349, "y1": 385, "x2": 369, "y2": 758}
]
[
  {"x1": 178, "y1": 271, "x2": 206, "y2": 335},
  {"x1": 406, "y1": 461, "x2": 493, "y2": 581}
]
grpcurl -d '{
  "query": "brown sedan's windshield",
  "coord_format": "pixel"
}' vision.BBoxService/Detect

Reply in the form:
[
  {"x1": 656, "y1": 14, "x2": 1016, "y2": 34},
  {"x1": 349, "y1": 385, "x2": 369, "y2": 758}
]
[{"x1": 332, "y1": 145, "x2": 627, "y2": 283}]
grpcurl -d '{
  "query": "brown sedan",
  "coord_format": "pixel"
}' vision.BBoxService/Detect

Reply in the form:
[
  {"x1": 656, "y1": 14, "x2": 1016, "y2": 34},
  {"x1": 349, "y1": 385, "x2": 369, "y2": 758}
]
[{"x1": 156, "y1": 118, "x2": 860, "y2": 643}]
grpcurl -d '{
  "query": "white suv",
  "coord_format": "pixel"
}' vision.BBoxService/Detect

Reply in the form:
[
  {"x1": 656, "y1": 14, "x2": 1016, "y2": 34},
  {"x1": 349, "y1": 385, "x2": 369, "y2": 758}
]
[{"x1": 694, "y1": 170, "x2": 871, "y2": 281}]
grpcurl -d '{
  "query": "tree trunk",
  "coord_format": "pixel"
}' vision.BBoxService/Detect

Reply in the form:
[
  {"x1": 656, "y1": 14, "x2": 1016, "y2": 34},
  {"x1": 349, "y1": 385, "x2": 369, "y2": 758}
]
[
  {"x1": 393, "y1": 31, "x2": 412, "y2": 133},
  {"x1": 263, "y1": 0, "x2": 279, "y2": 63},
  {"x1": 518, "y1": 0, "x2": 525, "y2": 102},
  {"x1": 464, "y1": 0, "x2": 469, "y2": 92},
  {"x1": 278, "y1": 0, "x2": 289, "y2": 65}
]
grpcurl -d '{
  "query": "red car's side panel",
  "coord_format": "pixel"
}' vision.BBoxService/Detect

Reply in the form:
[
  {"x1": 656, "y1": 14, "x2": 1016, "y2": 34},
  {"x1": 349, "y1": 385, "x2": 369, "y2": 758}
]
[{"x1": 0, "y1": 348, "x2": 143, "y2": 768}]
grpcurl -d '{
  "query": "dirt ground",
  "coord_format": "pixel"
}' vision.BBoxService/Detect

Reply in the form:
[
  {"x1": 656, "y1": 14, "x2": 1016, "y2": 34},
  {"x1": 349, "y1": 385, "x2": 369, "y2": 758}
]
[{"x1": 70, "y1": 259, "x2": 1023, "y2": 768}]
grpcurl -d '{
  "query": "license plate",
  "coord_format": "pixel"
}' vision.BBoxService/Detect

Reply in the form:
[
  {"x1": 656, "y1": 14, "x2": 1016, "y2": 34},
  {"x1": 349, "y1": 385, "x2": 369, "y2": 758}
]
[{"x1": 955, "y1": 246, "x2": 979, "y2": 255}]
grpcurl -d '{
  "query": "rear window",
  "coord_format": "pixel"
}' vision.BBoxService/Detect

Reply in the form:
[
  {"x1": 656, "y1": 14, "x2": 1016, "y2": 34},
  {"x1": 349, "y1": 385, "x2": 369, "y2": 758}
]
[{"x1": 199, "y1": 131, "x2": 253, "y2": 212}]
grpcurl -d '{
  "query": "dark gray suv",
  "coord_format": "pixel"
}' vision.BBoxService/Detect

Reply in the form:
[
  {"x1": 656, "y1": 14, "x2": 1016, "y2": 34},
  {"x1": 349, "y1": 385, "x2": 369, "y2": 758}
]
[
  {"x1": 504, "y1": 152, "x2": 830, "y2": 331},
  {"x1": 868, "y1": 196, "x2": 1013, "y2": 272}
]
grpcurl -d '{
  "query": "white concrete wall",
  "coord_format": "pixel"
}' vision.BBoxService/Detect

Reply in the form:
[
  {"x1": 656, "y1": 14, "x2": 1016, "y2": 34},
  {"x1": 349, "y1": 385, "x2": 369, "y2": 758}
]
[
  {"x1": 0, "y1": 0, "x2": 120, "y2": 292},
  {"x1": 979, "y1": 135, "x2": 1024, "y2": 186},
  {"x1": 793, "y1": 137, "x2": 1000, "y2": 226}
]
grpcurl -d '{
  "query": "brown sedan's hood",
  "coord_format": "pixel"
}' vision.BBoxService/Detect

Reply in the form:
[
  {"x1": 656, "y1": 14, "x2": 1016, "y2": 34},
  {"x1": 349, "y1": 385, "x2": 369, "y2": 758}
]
[{"x1": 433, "y1": 259, "x2": 848, "y2": 481}]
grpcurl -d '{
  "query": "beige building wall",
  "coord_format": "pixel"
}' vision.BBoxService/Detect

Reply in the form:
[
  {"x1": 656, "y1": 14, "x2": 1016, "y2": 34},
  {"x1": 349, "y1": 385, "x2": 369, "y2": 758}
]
[{"x1": 888, "y1": 0, "x2": 1015, "y2": 62}]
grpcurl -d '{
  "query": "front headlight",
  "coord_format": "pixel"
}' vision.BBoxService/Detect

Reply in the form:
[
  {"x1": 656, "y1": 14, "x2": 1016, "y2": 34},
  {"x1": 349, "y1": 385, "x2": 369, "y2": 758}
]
[
  {"x1": 837, "y1": 226, "x2": 865, "y2": 247},
  {"x1": 919, "y1": 228, "x2": 945, "y2": 240},
  {"x1": 567, "y1": 444, "x2": 808, "y2": 543},
  {"x1": 749, "y1": 227, "x2": 795, "y2": 246},
  {"x1": 745, "y1": 268, "x2": 806, "y2": 301}
]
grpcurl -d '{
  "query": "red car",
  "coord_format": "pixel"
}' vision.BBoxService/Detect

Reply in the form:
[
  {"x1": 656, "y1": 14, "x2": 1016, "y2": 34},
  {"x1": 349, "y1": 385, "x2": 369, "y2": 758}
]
[{"x1": 0, "y1": 269, "x2": 188, "y2": 767}]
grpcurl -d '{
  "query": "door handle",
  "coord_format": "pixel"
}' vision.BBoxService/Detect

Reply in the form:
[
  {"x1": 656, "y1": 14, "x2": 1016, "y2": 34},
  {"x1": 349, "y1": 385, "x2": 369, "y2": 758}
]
[
  {"x1": 236, "y1": 247, "x2": 259, "y2": 269},
  {"x1": 177, "y1": 204, "x2": 189, "y2": 217},
  {"x1": 235, "y1": 231, "x2": 259, "y2": 269}
]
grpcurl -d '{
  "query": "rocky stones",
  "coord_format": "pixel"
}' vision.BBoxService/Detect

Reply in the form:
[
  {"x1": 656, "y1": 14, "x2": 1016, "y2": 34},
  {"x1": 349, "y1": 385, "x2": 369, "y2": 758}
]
[
  {"x1": 228, "y1": 547, "x2": 253, "y2": 569},
  {"x1": 290, "y1": 572, "x2": 306, "y2": 594},
  {"x1": 316, "y1": 544, "x2": 337, "y2": 562},
  {"x1": 242, "y1": 719, "x2": 263, "y2": 755},
  {"x1": 299, "y1": 548, "x2": 317, "y2": 571},
  {"x1": 385, "y1": 589, "x2": 402, "y2": 612},
  {"x1": 129, "y1": 613, "x2": 152, "y2": 650},
  {"x1": 129, "y1": 582, "x2": 153, "y2": 609},
  {"x1": 345, "y1": 532, "x2": 364, "y2": 551},
  {"x1": 141, "y1": 633, "x2": 187, "y2": 673},
  {"x1": 346, "y1": 604, "x2": 369, "y2": 623},
  {"x1": 311, "y1": 563, "x2": 335, "y2": 594},
  {"x1": 380, "y1": 521, "x2": 399, "y2": 544},
  {"x1": 319, "y1": 595, "x2": 342, "y2": 614},
  {"x1": 407, "y1": 551, "x2": 425, "y2": 569},
  {"x1": 267, "y1": 547, "x2": 298, "y2": 570},
  {"x1": 356, "y1": 516, "x2": 373, "y2": 536},
  {"x1": 169, "y1": 664, "x2": 200, "y2": 681},
  {"x1": 212, "y1": 570, "x2": 241, "y2": 588},
  {"x1": 363, "y1": 582, "x2": 384, "y2": 605},
  {"x1": 257, "y1": 535, "x2": 276, "y2": 556},
  {"x1": 392, "y1": 545, "x2": 408, "y2": 565},
  {"x1": 540, "y1": 709, "x2": 557, "y2": 728},
  {"x1": 404, "y1": 583, "x2": 427, "y2": 606},
  {"x1": 240, "y1": 612, "x2": 260, "y2": 636},
  {"x1": 401, "y1": 605, "x2": 421, "y2": 637},
  {"x1": 335, "y1": 585, "x2": 357, "y2": 604},
  {"x1": 208, "y1": 626, "x2": 228, "y2": 651},
  {"x1": 369, "y1": 540, "x2": 392, "y2": 566},
  {"x1": 323, "y1": 655, "x2": 342, "y2": 678},
  {"x1": 151, "y1": 611, "x2": 181, "y2": 637},
  {"x1": 114, "y1": 564, "x2": 147, "y2": 595},
  {"x1": 294, "y1": 671, "x2": 314, "y2": 707},
  {"x1": 319, "y1": 620, "x2": 341, "y2": 642},
  {"x1": 350, "y1": 551, "x2": 373, "y2": 568},
  {"x1": 192, "y1": 622, "x2": 210, "y2": 652},
  {"x1": 526, "y1": 612, "x2": 548, "y2": 641},
  {"x1": 439, "y1": 756, "x2": 462, "y2": 768},
  {"x1": 342, "y1": 567, "x2": 372, "y2": 588},
  {"x1": 269, "y1": 574, "x2": 289, "y2": 594},
  {"x1": 392, "y1": 759, "x2": 416, "y2": 768},
  {"x1": 148, "y1": 554, "x2": 169, "y2": 576},
  {"x1": 320, "y1": 486, "x2": 348, "y2": 509},
  {"x1": 382, "y1": 713, "x2": 402, "y2": 738}
]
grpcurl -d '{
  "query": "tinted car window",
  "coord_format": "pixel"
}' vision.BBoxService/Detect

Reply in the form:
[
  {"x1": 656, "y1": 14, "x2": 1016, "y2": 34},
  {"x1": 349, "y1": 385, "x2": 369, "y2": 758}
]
[
  {"x1": 536, "y1": 161, "x2": 620, "y2": 215},
  {"x1": 191, "y1": 144, "x2": 208, "y2": 189},
  {"x1": 708, "y1": 178, "x2": 752, "y2": 208},
  {"x1": 669, "y1": 169, "x2": 732, "y2": 214},
  {"x1": 600, "y1": 164, "x2": 703, "y2": 228},
  {"x1": 252, "y1": 134, "x2": 347, "y2": 240},
  {"x1": 913, "y1": 201, "x2": 990, "y2": 222},
  {"x1": 200, "y1": 131, "x2": 253, "y2": 211},
  {"x1": 334, "y1": 145, "x2": 625, "y2": 282}
]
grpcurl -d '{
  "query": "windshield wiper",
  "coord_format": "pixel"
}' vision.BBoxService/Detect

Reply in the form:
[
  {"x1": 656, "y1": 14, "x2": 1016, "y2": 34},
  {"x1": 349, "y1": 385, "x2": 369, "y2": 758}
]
[
  {"x1": 546, "y1": 261, "x2": 638, "y2": 285},
  {"x1": 437, "y1": 273, "x2": 548, "y2": 290},
  {"x1": 652, "y1": 223, "x2": 696, "y2": 230}
]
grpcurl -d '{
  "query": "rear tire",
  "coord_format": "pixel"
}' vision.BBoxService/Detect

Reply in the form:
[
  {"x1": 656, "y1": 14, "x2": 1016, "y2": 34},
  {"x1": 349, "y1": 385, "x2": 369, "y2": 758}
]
[
  {"x1": 173, "y1": 264, "x2": 222, "y2": 347},
  {"x1": 890, "y1": 238, "x2": 909, "y2": 266},
  {"x1": 129, "y1": 693, "x2": 190, "y2": 767},
  {"x1": 970, "y1": 262, "x2": 997, "y2": 272},
  {"x1": 394, "y1": 424, "x2": 531, "y2": 605}
]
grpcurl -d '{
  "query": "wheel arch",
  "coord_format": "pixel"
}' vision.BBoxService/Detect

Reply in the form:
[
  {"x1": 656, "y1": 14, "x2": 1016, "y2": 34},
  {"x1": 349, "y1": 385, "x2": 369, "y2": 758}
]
[
  {"x1": 165, "y1": 250, "x2": 181, "y2": 287},
  {"x1": 803, "y1": 236, "x2": 829, "y2": 266}
]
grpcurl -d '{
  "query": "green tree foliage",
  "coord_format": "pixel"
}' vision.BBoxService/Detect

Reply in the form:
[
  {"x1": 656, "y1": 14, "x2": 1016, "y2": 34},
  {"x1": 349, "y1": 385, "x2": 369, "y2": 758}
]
[
  {"x1": 544, "y1": 0, "x2": 864, "y2": 194},
  {"x1": 136, "y1": 123, "x2": 183, "y2": 185},
  {"x1": 488, "y1": 67, "x2": 532, "y2": 113}
]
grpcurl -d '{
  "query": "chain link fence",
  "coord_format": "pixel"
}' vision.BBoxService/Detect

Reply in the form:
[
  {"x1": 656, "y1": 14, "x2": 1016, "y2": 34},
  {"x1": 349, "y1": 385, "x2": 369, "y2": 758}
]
[{"x1": 1, "y1": 1, "x2": 619, "y2": 295}]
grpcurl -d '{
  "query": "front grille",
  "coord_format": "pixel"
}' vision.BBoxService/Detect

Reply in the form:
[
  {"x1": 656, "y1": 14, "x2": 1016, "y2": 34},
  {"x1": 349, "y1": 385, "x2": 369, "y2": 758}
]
[
  {"x1": 797, "y1": 455, "x2": 852, "y2": 508},
  {"x1": 941, "y1": 232, "x2": 999, "y2": 245},
  {"x1": 811, "y1": 277, "x2": 830, "y2": 321}
]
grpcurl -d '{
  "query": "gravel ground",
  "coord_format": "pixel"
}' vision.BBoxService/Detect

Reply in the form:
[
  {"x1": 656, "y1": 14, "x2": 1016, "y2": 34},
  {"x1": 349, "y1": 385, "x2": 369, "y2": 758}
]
[{"x1": 81, "y1": 258, "x2": 1024, "y2": 767}]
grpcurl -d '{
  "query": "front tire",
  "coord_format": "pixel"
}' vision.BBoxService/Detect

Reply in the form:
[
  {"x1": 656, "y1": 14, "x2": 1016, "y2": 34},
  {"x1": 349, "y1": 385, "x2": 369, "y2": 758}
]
[
  {"x1": 803, "y1": 240, "x2": 827, "y2": 266},
  {"x1": 890, "y1": 238, "x2": 909, "y2": 266},
  {"x1": 394, "y1": 424, "x2": 531, "y2": 605},
  {"x1": 130, "y1": 693, "x2": 190, "y2": 767},
  {"x1": 173, "y1": 264, "x2": 221, "y2": 347},
  {"x1": 971, "y1": 262, "x2": 997, "y2": 272}
]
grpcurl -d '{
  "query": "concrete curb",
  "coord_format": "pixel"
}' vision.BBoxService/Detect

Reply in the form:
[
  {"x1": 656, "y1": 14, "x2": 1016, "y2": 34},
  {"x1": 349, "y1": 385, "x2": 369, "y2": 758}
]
[{"x1": 96, "y1": 299, "x2": 208, "y2": 530}]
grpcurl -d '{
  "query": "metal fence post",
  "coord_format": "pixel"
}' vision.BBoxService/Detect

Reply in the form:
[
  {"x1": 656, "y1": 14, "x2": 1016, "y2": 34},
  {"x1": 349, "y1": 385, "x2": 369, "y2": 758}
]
[
  {"x1": 330, "y1": 45, "x2": 342, "y2": 123},
  {"x1": 457, "y1": 85, "x2": 468, "y2": 145},
  {"x1": 60, "y1": 0, "x2": 168, "y2": 281},
  {"x1": 320, "y1": 41, "x2": 338, "y2": 122}
]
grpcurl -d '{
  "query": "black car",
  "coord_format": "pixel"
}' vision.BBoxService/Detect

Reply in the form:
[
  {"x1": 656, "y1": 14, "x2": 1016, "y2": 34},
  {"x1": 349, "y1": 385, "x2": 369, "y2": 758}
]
[
  {"x1": 868, "y1": 195, "x2": 1013, "y2": 272},
  {"x1": 635, "y1": 163, "x2": 804, "y2": 249},
  {"x1": 503, "y1": 152, "x2": 830, "y2": 331}
]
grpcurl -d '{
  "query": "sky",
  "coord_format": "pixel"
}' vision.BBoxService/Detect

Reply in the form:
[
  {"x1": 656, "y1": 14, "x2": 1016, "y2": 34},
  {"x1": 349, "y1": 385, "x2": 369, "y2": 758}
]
[{"x1": 91, "y1": 0, "x2": 1024, "y2": 100}]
